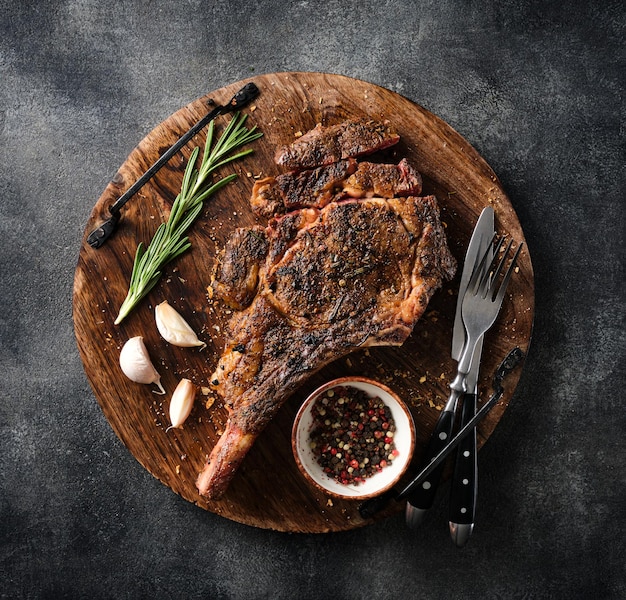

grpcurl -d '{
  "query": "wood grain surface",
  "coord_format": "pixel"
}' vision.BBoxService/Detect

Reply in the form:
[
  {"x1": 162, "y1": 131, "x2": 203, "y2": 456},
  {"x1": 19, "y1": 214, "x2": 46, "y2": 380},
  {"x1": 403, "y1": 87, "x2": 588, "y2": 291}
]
[{"x1": 73, "y1": 72, "x2": 534, "y2": 533}]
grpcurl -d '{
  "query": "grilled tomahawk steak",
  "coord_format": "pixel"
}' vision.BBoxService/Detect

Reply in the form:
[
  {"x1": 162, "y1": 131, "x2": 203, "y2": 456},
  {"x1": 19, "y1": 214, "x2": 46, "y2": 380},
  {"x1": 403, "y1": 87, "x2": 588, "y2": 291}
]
[{"x1": 197, "y1": 195, "x2": 456, "y2": 499}]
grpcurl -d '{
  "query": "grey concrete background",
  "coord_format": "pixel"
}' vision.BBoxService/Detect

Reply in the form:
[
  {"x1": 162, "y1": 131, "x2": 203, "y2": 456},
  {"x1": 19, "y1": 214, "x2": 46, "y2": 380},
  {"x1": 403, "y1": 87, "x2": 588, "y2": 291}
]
[{"x1": 1, "y1": 1, "x2": 624, "y2": 598}]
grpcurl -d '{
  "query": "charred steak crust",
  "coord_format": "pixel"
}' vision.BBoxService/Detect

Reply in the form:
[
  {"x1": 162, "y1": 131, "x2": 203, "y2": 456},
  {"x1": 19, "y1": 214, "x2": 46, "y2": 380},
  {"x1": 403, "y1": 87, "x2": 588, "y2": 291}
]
[
  {"x1": 268, "y1": 200, "x2": 418, "y2": 325},
  {"x1": 212, "y1": 226, "x2": 269, "y2": 311},
  {"x1": 274, "y1": 119, "x2": 400, "y2": 170},
  {"x1": 250, "y1": 177, "x2": 284, "y2": 220},
  {"x1": 203, "y1": 195, "x2": 456, "y2": 499}
]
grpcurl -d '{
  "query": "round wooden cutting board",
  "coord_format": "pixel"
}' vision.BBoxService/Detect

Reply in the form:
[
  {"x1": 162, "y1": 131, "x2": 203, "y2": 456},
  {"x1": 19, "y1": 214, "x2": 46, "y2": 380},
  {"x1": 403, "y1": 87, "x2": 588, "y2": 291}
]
[{"x1": 73, "y1": 72, "x2": 534, "y2": 533}]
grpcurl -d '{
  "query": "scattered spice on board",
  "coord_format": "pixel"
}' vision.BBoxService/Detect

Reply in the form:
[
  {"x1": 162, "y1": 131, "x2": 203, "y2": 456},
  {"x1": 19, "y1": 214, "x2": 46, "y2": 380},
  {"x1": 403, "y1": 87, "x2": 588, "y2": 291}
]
[{"x1": 309, "y1": 386, "x2": 398, "y2": 485}]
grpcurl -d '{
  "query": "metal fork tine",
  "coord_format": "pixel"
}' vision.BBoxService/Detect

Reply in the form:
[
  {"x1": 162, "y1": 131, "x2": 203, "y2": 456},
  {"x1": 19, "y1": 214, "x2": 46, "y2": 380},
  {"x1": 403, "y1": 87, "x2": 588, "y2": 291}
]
[
  {"x1": 468, "y1": 233, "x2": 499, "y2": 295},
  {"x1": 473, "y1": 236, "x2": 504, "y2": 299},
  {"x1": 457, "y1": 235, "x2": 522, "y2": 378},
  {"x1": 486, "y1": 239, "x2": 514, "y2": 299},
  {"x1": 495, "y1": 242, "x2": 523, "y2": 305}
]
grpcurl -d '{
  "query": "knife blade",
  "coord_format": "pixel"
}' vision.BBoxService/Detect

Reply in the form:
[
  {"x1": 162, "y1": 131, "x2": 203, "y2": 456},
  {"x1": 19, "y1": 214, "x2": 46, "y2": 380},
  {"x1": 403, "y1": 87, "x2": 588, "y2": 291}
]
[
  {"x1": 449, "y1": 207, "x2": 495, "y2": 545},
  {"x1": 405, "y1": 207, "x2": 495, "y2": 529}
]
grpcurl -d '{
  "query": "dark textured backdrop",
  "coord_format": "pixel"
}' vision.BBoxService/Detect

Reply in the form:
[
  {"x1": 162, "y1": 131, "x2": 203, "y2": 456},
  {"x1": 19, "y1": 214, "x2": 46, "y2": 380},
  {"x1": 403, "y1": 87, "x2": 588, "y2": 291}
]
[{"x1": 1, "y1": 1, "x2": 624, "y2": 598}]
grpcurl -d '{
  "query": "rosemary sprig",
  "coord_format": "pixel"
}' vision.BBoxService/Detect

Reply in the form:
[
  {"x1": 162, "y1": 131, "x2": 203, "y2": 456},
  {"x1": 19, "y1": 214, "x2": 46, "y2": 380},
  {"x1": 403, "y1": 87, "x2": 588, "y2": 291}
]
[{"x1": 114, "y1": 112, "x2": 262, "y2": 324}]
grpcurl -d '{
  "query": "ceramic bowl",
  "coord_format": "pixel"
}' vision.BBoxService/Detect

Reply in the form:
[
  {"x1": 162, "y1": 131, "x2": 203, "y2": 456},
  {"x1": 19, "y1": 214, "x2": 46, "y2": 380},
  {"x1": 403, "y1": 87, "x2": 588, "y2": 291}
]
[{"x1": 291, "y1": 376, "x2": 416, "y2": 500}]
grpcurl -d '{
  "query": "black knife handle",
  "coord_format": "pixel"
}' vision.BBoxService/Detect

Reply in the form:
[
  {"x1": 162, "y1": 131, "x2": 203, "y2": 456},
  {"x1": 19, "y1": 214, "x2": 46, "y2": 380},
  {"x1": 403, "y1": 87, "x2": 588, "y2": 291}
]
[
  {"x1": 406, "y1": 409, "x2": 456, "y2": 511},
  {"x1": 449, "y1": 393, "x2": 478, "y2": 525}
]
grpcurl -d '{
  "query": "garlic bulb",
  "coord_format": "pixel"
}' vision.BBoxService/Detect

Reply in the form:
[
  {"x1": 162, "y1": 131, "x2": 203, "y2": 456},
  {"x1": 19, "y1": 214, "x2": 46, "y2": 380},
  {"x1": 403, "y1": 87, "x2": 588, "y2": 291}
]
[
  {"x1": 155, "y1": 301, "x2": 206, "y2": 349},
  {"x1": 119, "y1": 336, "x2": 165, "y2": 395},
  {"x1": 167, "y1": 378, "x2": 197, "y2": 430}
]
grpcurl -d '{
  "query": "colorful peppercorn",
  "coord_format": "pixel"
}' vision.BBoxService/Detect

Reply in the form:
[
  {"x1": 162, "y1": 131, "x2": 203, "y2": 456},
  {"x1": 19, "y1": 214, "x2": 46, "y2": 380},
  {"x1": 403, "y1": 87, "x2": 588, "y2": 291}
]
[{"x1": 309, "y1": 386, "x2": 398, "y2": 485}]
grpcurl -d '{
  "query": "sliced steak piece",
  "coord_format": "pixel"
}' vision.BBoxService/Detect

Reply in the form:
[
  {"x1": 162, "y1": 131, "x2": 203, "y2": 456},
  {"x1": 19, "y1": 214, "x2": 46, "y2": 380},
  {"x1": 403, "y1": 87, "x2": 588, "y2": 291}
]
[
  {"x1": 277, "y1": 158, "x2": 357, "y2": 211},
  {"x1": 249, "y1": 159, "x2": 357, "y2": 218},
  {"x1": 249, "y1": 158, "x2": 421, "y2": 218},
  {"x1": 274, "y1": 119, "x2": 400, "y2": 171},
  {"x1": 197, "y1": 195, "x2": 456, "y2": 499},
  {"x1": 342, "y1": 158, "x2": 423, "y2": 199}
]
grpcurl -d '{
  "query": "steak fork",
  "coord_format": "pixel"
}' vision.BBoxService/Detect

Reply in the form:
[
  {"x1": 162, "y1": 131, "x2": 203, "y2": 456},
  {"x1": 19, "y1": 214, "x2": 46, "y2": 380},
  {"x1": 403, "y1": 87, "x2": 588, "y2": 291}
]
[{"x1": 451, "y1": 236, "x2": 523, "y2": 396}]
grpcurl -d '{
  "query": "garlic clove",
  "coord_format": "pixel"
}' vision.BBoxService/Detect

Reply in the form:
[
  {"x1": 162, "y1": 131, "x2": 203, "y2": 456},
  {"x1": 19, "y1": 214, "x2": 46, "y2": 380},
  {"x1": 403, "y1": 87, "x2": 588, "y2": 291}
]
[
  {"x1": 155, "y1": 301, "x2": 206, "y2": 349},
  {"x1": 167, "y1": 378, "x2": 197, "y2": 430},
  {"x1": 119, "y1": 336, "x2": 166, "y2": 395}
]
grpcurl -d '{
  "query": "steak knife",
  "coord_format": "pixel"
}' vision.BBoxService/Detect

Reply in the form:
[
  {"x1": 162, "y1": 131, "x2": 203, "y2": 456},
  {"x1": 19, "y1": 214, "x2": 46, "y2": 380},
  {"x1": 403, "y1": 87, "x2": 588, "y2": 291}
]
[{"x1": 405, "y1": 206, "x2": 495, "y2": 529}]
